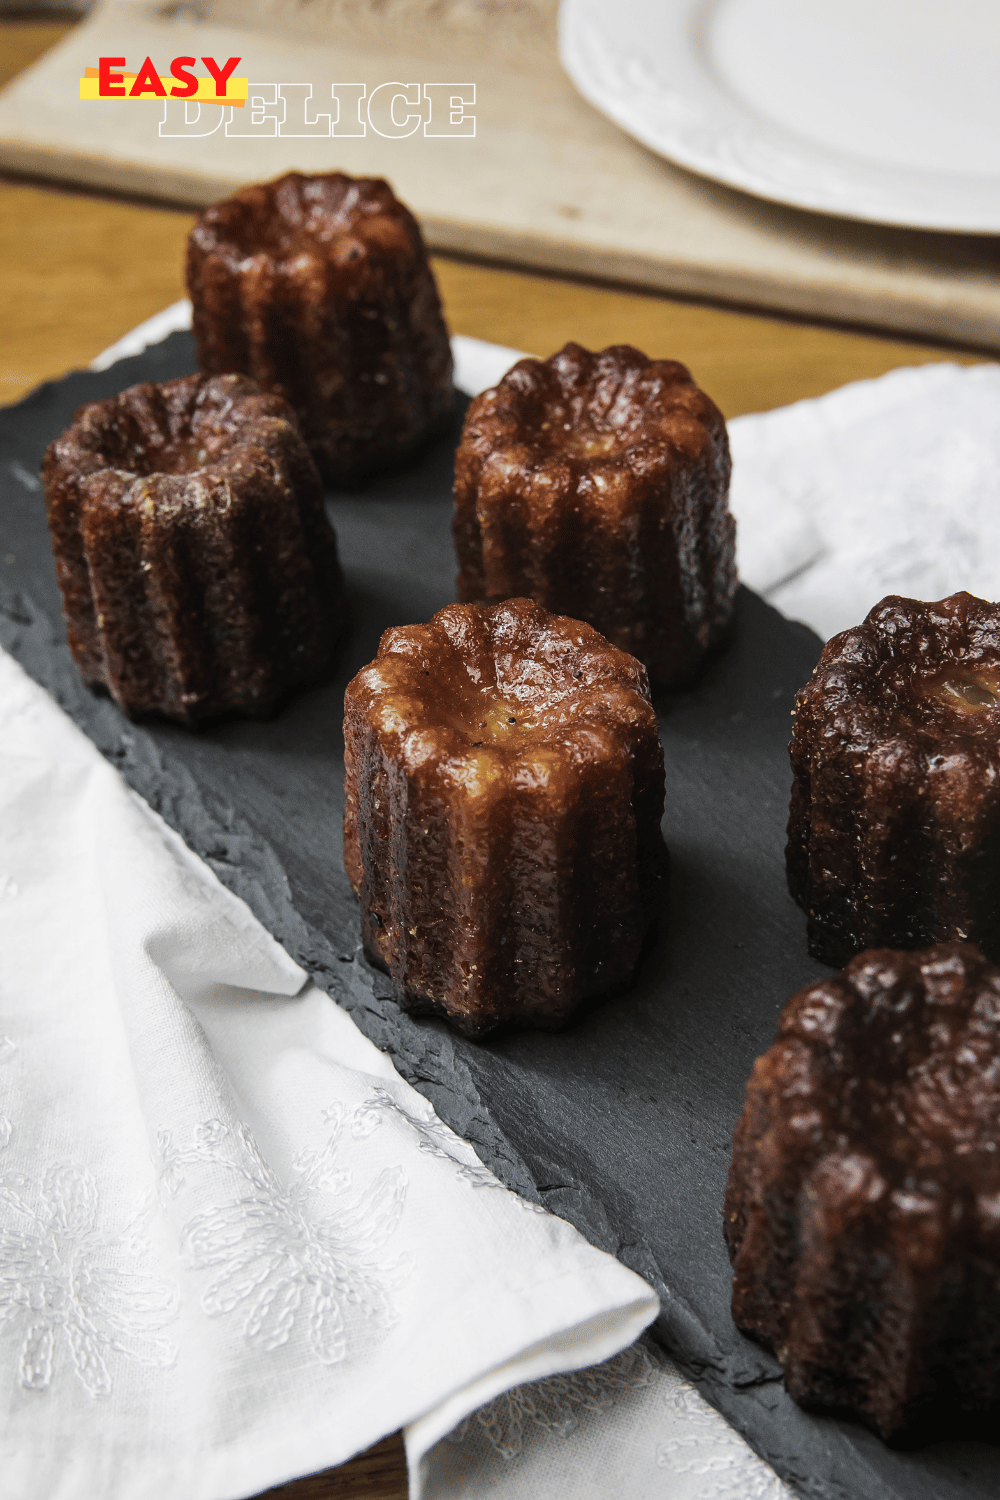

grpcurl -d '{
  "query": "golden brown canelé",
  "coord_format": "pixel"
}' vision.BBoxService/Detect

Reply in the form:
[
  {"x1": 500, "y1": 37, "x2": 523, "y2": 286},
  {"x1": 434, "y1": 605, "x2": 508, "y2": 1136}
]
[
  {"x1": 788, "y1": 591, "x2": 1000, "y2": 967},
  {"x1": 43, "y1": 372, "x2": 347, "y2": 725},
  {"x1": 453, "y1": 343, "x2": 736, "y2": 688},
  {"x1": 725, "y1": 942, "x2": 1000, "y2": 1442},
  {"x1": 343, "y1": 597, "x2": 668, "y2": 1035},
  {"x1": 186, "y1": 171, "x2": 455, "y2": 485}
]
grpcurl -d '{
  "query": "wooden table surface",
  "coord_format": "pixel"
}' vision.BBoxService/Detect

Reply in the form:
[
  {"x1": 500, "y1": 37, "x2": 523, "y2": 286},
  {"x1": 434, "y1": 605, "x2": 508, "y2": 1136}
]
[{"x1": 0, "y1": 17, "x2": 988, "y2": 1500}]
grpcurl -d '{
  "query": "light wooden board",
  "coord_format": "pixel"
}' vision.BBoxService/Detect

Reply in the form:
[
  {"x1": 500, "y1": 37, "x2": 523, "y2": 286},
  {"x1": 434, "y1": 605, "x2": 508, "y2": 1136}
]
[{"x1": 1, "y1": 0, "x2": 999, "y2": 351}]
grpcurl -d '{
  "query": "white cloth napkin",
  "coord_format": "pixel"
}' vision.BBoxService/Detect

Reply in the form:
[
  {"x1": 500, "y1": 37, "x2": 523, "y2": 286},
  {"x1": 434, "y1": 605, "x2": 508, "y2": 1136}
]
[
  {"x1": 0, "y1": 646, "x2": 658, "y2": 1500},
  {"x1": 730, "y1": 360, "x2": 1000, "y2": 639}
]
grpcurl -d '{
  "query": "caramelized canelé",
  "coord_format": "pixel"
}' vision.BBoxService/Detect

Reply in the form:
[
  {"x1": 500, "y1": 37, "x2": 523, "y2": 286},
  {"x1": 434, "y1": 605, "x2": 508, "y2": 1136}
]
[
  {"x1": 788, "y1": 592, "x2": 1000, "y2": 966},
  {"x1": 43, "y1": 373, "x2": 346, "y2": 724},
  {"x1": 454, "y1": 343, "x2": 736, "y2": 687},
  {"x1": 343, "y1": 597, "x2": 668, "y2": 1034},
  {"x1": 187, "y1": 171, "x2": 454, "y2": 484},
  {"x1": 726, "y1": 942, "x2": 1000, "y2": 1442}
]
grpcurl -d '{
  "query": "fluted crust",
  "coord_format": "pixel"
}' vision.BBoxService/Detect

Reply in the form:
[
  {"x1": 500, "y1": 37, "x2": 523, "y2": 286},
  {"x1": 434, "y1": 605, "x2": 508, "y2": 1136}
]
[
  {"x1": 186, "y1": 171, "x2": 454, "y2": 484},
  {"x1": 343, "y1": 597, "x2": 668, "y2": 1034},
  {"x1": 788, "y1": 591, "x2": 1000, "y2": 967},
  {"x1": 725, "y1": 942, "x2": 1000, "y2": 1442},
  {"x1": 43, "y1": 373, "x2": 347, "y2": 725},
  {"x1": 453, "y1": 343, "x2": 736, "y2": 687}
]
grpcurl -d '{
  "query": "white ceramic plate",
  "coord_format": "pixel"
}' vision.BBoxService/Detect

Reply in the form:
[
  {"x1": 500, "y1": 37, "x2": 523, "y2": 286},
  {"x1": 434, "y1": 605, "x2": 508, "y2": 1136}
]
[{"x1": 559, "y1": 0, "x2": 1000, "y2": 234}]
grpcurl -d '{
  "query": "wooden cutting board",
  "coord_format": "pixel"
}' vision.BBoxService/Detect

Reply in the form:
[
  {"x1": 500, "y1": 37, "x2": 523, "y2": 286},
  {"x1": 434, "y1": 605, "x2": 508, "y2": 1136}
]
[{"x1": 1, "y1": 0, "x2": 998, "y2": 352}]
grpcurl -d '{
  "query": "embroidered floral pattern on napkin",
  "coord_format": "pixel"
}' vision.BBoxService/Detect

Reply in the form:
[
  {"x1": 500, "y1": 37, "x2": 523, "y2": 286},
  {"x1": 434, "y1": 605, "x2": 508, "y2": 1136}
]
[
  {"x1": 656, "y1": 1381, "x2": 791, "y2": 1500},
  {"x1": 158, "y1": 1109, "x2": 412, "y2": 1364},
  {"x1": 0, "y1": 1154, "x2": 178, "y2": 1397},
  {"x1": 446, "y1": 1342, "x2": 656, "y2": 1459}
]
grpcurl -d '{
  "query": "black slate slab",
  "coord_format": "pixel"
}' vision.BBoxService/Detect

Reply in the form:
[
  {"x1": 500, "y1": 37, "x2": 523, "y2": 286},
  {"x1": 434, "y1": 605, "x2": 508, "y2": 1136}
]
[{"x1": 2, "y1": 334, "x2": 998, "y2": 1500}]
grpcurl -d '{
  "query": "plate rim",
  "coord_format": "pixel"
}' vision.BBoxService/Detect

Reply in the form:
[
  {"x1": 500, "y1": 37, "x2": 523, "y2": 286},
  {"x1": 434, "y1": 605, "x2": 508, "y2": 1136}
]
[{"x1": 558, "y1": 0, "x2": 1000, "y2": 235}]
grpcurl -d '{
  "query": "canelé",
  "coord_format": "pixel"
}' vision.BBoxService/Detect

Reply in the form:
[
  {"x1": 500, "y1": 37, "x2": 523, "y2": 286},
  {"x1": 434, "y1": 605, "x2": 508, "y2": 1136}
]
[
  {"x1": 186, "y1": 171, "x2": 454, "y2": 484},
  {"x1": 343, "y1": 597, "x2": 668, "y2": 1034},
  {"x1": 453, "y1": 342, "x2": 736, "y2": 687},
  {"x1": 788, "y1": 591, "x2": 1000, "y2": 966},
  {"x1": 43, "y1": 372, "x2": 346, "y2": 725},
  {"x1": 725, "y1": 942, "x2": 1000, "y2": 1442}
]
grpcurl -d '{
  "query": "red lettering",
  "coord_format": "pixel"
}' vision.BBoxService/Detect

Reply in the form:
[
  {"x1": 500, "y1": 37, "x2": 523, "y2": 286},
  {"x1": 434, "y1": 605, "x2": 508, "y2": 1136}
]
[
  {"x1": 98, "y1": 56, "x2": 126, "y2": 97},
  {"x1": 169, "y1": 56, "x2": 198, "y2": 98},
  {"x1": 201, "y1": 56, "x2": 240, "y2": 98},
  {"x1": 129, "y1": 56, "x2": 166, "y2": 98}
]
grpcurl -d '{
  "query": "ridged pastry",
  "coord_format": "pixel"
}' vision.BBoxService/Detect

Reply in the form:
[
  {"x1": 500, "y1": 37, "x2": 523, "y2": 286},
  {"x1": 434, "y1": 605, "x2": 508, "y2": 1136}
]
[
  {"x1": 788, "y1": 591, "x2": 1000, "y2": 965},
  {"x1": 43, "y1": 372, "x2": 346, "y2": 724},
  {"x1": 343, "y1": 596, "x2": 668, "y2": 1034},
  {"x1": 187, "y1": 170, "x2": 454, "y2": 484},
  {"x1": 726, "y1": 941, "x2": 1000, "y2": 1441},
  {"x1": 454, "y1": 342, "x2": 735, "y2": 686}
]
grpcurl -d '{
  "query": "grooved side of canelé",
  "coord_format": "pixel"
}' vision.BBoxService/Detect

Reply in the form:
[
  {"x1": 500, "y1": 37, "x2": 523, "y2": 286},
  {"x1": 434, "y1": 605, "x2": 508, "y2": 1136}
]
[
  {"x1": 725, "y1": 943, "x2": 1000, "y2": 1441},
  {"x1": 453, "y1": 343, "x2": 735, "y2": 688},
  {"x1": 787, "y1": 592, "x2": 1000, "y2": 966},
  {"x1": 187, "y1": 171, "x2": 454, "y2": 484},
  {"x1": 42, "y1": 373, "x2": 347, "y2": 725},
  {"x1": 342, "y1": 598, "x2": 668, "y2": 1034},
  {"x1": 43, "y1": 413, "x2": 119, "y2": 685}
]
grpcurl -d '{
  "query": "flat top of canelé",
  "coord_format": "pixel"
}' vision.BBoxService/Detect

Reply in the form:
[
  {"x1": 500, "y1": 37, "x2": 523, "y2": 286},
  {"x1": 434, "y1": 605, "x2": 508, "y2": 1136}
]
[
  {"x1": 759, "y1": 943, "x2": 1000, "y2": 1199},
  {"x1": 797, "y1": 591, "x2": 1000, "y2": 750},
  {"x1": 44, "y1": 373, "x2": 307, "y2": 486},
  {"x1": 458, "y1": 342, "x2": 726, "y2": 474},
  {"x1": 346, "y1": 597, "x2": 658, "y2": 772},
  {"x1": 188, "y1": 171, "x2": 419, "y2": 268}
]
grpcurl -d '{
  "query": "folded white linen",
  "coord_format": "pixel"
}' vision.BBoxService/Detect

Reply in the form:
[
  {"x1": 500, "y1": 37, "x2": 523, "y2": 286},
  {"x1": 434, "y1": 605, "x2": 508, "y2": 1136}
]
[
  {"x1": 730, "y1": 360, "x2": 1000, "y2": 640},
  {"x1": 414, "y1": 1338, "x2": 790, "y2": 1500},
  {"x1": 0, "y1": 648, "x2": 657, "y2": 1500}
]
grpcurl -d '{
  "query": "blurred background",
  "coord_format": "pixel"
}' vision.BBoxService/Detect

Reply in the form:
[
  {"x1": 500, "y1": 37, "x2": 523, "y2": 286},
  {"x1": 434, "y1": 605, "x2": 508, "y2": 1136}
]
[{"x1": 2, "y1": 0, "x2": 994, "y2": 412}]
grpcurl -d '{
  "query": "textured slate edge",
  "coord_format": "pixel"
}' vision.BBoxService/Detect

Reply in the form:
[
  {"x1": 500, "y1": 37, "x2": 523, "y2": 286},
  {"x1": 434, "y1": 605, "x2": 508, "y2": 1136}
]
[{"x1": 3, "y1": 338, "x2": 998, "y2": 1500}]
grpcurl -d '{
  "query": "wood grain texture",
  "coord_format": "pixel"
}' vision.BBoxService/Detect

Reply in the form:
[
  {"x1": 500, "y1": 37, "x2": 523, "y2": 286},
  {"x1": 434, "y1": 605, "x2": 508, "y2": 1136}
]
[
  {"x1": 0, "y1": 16, "x2": 74, "y2": 89},
  {"x1": 251, "y1": 1436, "x2": 407, "y2": 1500},
  {"x1": 432, "y1": 258, "x2": 984, "y2": 418},
  {"x1": 1, "y1": 175, "x2": 981, "y2": 413},
  {"x1": 3, "y1": 2, "x2": 1000, "y2": 349},
  {"x1": 0, "y1": 20, "x2": 983, "y2": 414}
]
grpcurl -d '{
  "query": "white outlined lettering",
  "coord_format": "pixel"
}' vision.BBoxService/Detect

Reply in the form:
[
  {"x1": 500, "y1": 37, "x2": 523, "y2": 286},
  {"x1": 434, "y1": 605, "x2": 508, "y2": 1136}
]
[
  {"x1": 159, "y1": 100, "x2": 227, "y2": 136},
  {"x1": 226, "y1": 81, "x2": 281, "y2": 136},
  {"x1": 150, "y1": 81, "x2": 477, "y2": 142},
  {"x1": 423, "y1": 83, "x2": 475, "y2": 137},
  {"x1": 278, "y1": 83, "x2": 331, "y2": 137},
  {"x1": 366, "y1": 81, "x2": 421, "y2": 138},
  {"x1": 331, "y1": 83, "x2": 366, "y2": 137}
]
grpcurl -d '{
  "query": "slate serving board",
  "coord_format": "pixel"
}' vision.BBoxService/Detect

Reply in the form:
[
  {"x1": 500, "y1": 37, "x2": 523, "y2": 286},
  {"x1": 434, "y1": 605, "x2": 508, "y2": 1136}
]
[{"x1": 2, "y1": 334, "x2": 998, "y2": 1500}]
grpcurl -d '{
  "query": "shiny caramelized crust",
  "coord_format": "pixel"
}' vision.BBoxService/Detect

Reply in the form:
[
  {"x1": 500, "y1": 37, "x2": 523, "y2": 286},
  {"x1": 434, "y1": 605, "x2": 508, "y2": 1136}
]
[
  {"x1": 453, "y1": 343, "x2": 736, "y2": 687},
  {"x1": 43, "y1": 373, "x2": 347, "y2": 725},
  {"x1": 788, "y1": 592, "x2": 1000, "y2": 967},
  {"x1": 186, "y1": 171, "x2": 454, "y2": 484},
  {"x1": 725, "y1": 943, "x2": 1000, "y2": 1441},
  {"x1": 343, "y1": 597, "x2": 668, "y2": 1035}
]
